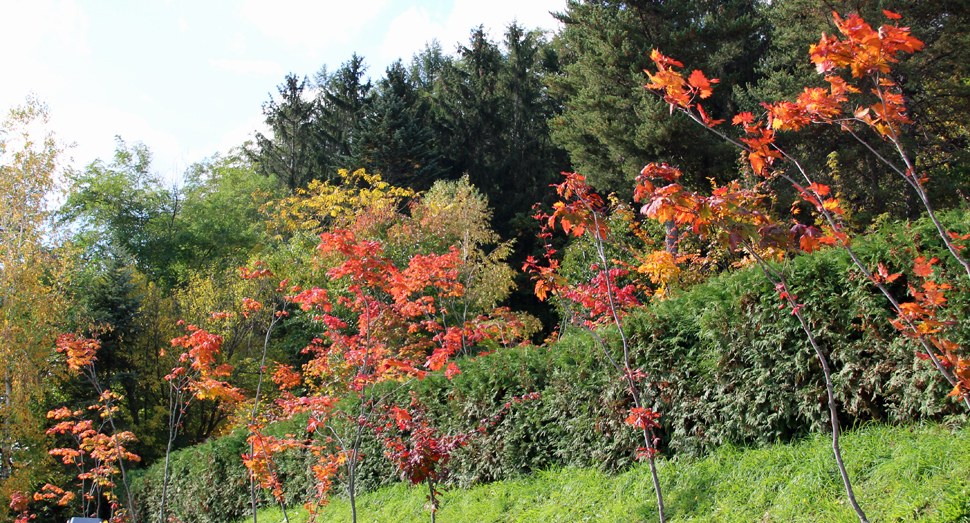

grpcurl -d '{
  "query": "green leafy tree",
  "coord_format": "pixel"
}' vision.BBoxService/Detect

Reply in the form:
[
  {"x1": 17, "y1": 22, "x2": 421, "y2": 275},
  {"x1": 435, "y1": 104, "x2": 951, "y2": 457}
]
[
  {"x1": 176, "y1": 150, "x2": 275, "y2": 276},
  {"x1": 60, "y1": 138, "x2": 181, "y2": 284},
  {"x1": 63, "y1": 143, "x2": 272, "y2": 288}
]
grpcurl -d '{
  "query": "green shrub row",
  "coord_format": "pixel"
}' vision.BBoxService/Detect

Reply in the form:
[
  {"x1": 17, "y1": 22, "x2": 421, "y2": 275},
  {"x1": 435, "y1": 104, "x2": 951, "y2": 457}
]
[
  {"x1": 129, "y1": 416, "x2": 319, "y2": 523},
  {"x1": 409, "y1": 211, "x2": 970, "y2": 478}
]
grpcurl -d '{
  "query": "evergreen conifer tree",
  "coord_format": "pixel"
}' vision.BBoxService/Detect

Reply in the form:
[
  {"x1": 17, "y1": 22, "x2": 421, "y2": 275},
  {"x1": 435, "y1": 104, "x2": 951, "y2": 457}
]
[{"x1": 549, "y1": 0, "x2": 768, "y2": 194}]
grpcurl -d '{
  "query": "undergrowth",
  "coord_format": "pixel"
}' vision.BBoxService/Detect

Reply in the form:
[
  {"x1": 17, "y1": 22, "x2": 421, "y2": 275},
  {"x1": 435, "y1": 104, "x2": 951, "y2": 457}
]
[{"x1": 243, "y1": 422, "x2": 970, "y2": 523}]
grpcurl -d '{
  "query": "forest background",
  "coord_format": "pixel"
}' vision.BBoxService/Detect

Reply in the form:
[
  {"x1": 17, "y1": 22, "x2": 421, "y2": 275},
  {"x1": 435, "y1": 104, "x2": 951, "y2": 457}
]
[{"x1": 3, "y1": 0, "x2": 970, "y2": 521}]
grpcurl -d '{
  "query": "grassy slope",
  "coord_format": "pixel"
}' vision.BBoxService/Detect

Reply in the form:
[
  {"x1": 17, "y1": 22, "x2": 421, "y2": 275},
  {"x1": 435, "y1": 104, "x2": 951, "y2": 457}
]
[{"x1": 246, "y1": 422, "x2": 970, "y2": 523}]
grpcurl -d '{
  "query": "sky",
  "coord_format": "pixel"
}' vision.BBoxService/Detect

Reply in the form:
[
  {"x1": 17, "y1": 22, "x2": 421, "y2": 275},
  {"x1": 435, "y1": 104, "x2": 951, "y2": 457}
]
[{"x1": 1, "y1": 0, "x2": 567, "y2": 183}]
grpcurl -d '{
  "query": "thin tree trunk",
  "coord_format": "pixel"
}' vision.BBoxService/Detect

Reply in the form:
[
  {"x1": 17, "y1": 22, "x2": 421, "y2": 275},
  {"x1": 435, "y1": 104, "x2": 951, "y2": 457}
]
[
  {"x1": 745, "y1": 246, "x2": 869, "y2": 523},
  {"x1": 428, "y1": 479, "x2": 437, "y2": 523}
]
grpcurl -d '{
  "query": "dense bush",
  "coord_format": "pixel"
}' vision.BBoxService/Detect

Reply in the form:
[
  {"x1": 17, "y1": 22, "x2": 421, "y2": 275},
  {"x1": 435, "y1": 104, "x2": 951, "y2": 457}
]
[
  {"x1": 411, "y1": 211, "x2": 970, "y2": 479},
  {"x1": 130, "y1": 416, "x2": 318, "y2": 523},
  {"x1": 132, "y1": 212, "x2": 970, "y2": 517}
]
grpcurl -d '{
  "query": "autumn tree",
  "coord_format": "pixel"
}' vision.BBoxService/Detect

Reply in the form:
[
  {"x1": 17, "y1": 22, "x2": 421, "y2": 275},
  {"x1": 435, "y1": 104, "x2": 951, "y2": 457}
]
[
  {"x1": 246, "y1": 231, "x2": 470, "y2": 522},
  {"x1": 238, "y1": 174, "x2": 531, "y2": 521},
  {"x1": 386, "y1": 177, "x2": 537, "y2": 353},
  {"x1": 42, "y1": 335, "x2": 141, "y2": 522},
  {"x1": 0, "y1": 97, "x2": 76, "y2": 520},
  {"x1": 636, "y1": 9, "x2": 970, "y2": 521},
  {"x1": 643, "y1": 9, "x2": 970, "y2": 408},
  {"x1": 746, "y1": 0, "x2": 970, "y2": 221},
  {"x1": 526, "y1": 174, "x2": 667, "y2": 522}
]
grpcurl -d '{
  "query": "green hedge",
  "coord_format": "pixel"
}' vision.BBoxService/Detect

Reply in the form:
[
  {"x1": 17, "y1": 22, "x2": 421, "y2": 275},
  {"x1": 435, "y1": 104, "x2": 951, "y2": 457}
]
[
  {"x1": 407, "y1": 210, "x2": 970, "y2": 478},
  {"x1": 132, "y1": 211, "x2": 970, "y2": 519},
  {"x1": 130, "y1": 416, "x2": 319, "y2": 523}
]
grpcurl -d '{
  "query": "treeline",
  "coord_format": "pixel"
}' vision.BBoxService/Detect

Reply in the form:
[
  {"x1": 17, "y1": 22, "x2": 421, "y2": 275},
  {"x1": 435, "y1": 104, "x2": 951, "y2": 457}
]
[
  {"x1": 249, "y1": 24, "x2": 569, "y2": 240},
  {"x1": 2, "y1": 0, "x2": 970, "y2": 521}
]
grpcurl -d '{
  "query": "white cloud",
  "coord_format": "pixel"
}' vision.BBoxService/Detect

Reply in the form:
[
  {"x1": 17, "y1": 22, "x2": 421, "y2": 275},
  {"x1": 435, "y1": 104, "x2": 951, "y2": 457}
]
[
  {"x1": 0, "y1": 0, "x2": 90, "y2": 55},
  {"x1": 444, "y1": 0, "x2": 564, "y2": 43},
  {"x1": 208, "y1": 59, "x2": 284, "y2": 76},
  {"x1": 227, "y1": 32, "x2": 247, "y2": 54},
  {"x1": 49, "y1": 102, "x2": 187, "y2": 183},
  {"x1": 379, "y1": 7, "x2": 444, "y2": 64},
  {"x1": 0, "y1": 0, "x2": 91, "y2": 111},
  {"x1": 214, "y1": 113, "x2": 269, "y2": 155},
  {"x1": 240, "y1": 0, "x2": 388, "y2": 52},
  {"x1": 178, "y1": 16, "x2": 189, "y2": 32}
]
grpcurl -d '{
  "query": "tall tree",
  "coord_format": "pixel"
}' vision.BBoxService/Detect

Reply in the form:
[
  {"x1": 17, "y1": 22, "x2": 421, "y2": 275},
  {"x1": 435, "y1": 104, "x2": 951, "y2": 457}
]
[
  {"x1": 62, "y1": 143, "x2": 272, "y2": 287},
  {"x1": 177, "y1": 150, "x2": 275, "y2": 274},
  {"x1": 351, "y1": 60, "x2": 445, "y2": 190},
  {"x1": 425, "y1": 24, "x2": 570, "y2": 236},
  {"x1": 252, "y1": 74, "x2": 324, "y2": 191},
  {"x1": 549, "y1": 0, "x2": 768, "y2": 194},
  {"x1": 415, "y1": 24, "x2": 571, "y2": 334},
  {"x1": 0, "y1": 97, "x2": 74, "y2": 519},
  {"x1": 315, "y1": 54, "x2": 374, "y2": 166},
  {"x1": 60, "y1": 139, "x2": 181, "y2": 284}
]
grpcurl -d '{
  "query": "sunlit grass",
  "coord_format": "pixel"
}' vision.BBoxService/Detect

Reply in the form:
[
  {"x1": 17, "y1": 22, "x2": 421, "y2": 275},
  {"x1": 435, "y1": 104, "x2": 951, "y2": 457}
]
[{"x1": 244, "y1": 422, "x2": 970, "y2": 523}]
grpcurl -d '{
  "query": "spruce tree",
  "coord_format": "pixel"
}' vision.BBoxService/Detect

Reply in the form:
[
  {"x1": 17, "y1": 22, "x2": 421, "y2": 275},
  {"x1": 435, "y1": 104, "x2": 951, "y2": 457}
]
[
  {"x1": 315, "y1": 54, "x2": 374, "y2": 167},
  {"x1": 549, "y1": 0, "x2": 768, "y2": 195},
  {"x1": 352, "y1": 61, "x2": 445, "y2": 190},
  {"x1": 251, "y1": 74, "x2": 324, "y2": 191}
]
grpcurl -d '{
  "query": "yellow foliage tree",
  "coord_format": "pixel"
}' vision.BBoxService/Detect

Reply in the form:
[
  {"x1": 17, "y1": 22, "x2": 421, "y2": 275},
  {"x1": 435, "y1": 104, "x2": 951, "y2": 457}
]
[
  {"x1": 0, "y1": 97, "x2": 76, "y2": 516},
  {"x1": 260, "y1": 168, "x2": 415, "y2": 239}
]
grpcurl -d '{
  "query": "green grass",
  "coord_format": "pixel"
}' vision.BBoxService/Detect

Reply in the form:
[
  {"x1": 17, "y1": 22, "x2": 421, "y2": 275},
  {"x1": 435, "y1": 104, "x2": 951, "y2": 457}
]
[{"x1": 244, "y1": 423, "x2": 970, "y2": 523}]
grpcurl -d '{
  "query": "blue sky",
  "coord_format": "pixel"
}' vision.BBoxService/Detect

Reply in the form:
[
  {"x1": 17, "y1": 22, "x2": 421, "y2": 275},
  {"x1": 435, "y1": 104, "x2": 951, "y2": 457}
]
[{"x1": 1, "y1": 0, "x2": 566, "y2": 182}]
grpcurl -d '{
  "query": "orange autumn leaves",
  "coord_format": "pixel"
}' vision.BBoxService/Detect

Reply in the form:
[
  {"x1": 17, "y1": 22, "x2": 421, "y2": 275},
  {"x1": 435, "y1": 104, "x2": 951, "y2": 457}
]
[
  {"x1": 886, "y1": 256, "x2": 970, "y2": 399},
  {"x1": 640, "y1": 9, "x2": 970, "y2": 401},
  {"x1": 634, "y1": 163, "x2": 835, "y2": 255},
  {"x1": 168, "y1": 323, "x2": 244, "y2": 403},
  {"x1": 645, "y1": 10, "x2": 924, "y2": 171},
  {"x1": 810, "y1": 11, "x2": 924, "y2": 78},
  {"x1": 638, "y1": 10, "x2": 930, "y2": 255},
  {"x1": 645, "y1": 50, "x2": 719, "y2": 122}
]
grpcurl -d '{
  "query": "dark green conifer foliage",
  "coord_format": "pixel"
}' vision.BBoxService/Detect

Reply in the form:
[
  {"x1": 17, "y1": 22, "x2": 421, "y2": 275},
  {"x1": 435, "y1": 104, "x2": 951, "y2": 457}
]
[
  {"x1": 746, "y1": 0, "x2": 970, "y2": 222},
  {"x1": 549, "y1": 0, "x2": 768, "y2": 195},
  {"x1": 81, "y1": 247, "x2": 143, "y2": 405},
  {"x1": 409, "y1": 40, "x2": 449, "y2": 93},
  {"x1": 351, "y1": 61, "x2": 445, "y2": 190},
  {"x1": 316, "y1": 54, "x2": 374, "y2": 166},
  {"x1": 251, "y1": 74, "x2": 324, "y2": 191},
  {"x1": 423, "y1": 24, "x2": 571, "y2": 236},
  {"x1": 430, "y1": 26, "x2": 507, "y2": 194},
  {"x1": 412, "y1": 25, "x2": 570, "y2": 335}
]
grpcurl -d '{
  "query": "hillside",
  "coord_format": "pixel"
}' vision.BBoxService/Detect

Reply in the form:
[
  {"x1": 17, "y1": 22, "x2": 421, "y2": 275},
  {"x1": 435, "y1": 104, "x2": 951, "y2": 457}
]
[{"x1": 245, "y1": 423, "x2": 970, "y2": 523}]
